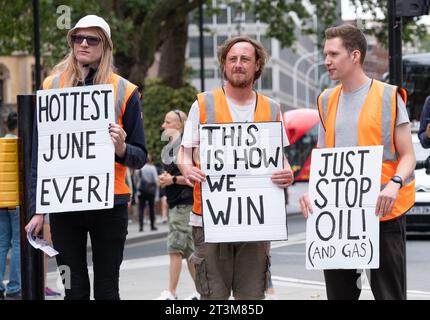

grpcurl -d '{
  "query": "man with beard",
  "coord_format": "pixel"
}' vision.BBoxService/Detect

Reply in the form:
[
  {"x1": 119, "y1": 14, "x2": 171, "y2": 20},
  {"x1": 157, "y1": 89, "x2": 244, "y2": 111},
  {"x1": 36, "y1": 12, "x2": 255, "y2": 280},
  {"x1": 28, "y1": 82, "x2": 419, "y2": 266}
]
[{"x1": 178, "y1": 36, "x2": 294, "y2": 300}]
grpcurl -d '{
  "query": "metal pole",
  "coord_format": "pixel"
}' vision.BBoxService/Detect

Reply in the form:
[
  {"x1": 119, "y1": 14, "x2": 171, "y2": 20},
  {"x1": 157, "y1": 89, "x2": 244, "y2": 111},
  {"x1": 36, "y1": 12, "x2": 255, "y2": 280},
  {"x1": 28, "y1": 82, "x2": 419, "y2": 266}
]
[
  {"x1": 18, "y1": 94, "x2": 44, "y2": 300},
  {"x1": 388, "y1": 0, "x2": 402, "y2": 87},
  {"x1": 32, "y1": 0, "x2": 41, "y2": 90},
  {"x1": 305, "y1": 61, "x2": 325, "y2": 109},
  {"x1": 198, "y1": 0, "x2": 205, "y2": 92},
  {"x1": 293, "y1": 50, "x2": 319, "y2": 109}
]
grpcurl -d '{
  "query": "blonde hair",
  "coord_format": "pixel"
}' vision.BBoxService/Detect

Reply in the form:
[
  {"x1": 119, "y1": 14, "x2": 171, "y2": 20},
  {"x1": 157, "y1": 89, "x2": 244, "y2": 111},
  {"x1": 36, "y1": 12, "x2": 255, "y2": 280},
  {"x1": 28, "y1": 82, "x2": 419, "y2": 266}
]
[{"x1": 51, "y1": 28, "x2": 115, "y2": 87}]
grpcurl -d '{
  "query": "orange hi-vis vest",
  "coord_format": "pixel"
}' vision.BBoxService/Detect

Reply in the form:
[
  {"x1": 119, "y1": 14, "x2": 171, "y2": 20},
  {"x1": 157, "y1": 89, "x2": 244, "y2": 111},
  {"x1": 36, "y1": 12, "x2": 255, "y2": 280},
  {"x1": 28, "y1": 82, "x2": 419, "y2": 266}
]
[
  {"x1": 317, "y1": 79, "x2": 415, "y2": 221},
  {"x1": 192, "y1": 88, "x2": 281, "y2": 215},
  {"x1": 42, "y1": 72, "x2": 138, "y2": 195}
]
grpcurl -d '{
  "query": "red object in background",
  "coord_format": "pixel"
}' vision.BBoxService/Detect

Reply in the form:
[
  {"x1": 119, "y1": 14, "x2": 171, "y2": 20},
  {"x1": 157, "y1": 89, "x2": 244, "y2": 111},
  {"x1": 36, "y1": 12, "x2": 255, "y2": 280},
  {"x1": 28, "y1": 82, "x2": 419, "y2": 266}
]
[
  {"x1": 283, "y1": 108, "x2": 319, "y2": 143},
  {"x1": 283, "y1": 108, "x2": 319, "y2": 182}
]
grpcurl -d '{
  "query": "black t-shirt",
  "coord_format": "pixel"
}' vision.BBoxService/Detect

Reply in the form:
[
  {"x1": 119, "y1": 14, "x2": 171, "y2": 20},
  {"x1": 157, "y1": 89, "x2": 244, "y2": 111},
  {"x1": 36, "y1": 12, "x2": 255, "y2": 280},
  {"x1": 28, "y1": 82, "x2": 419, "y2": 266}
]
[{"x1": 163, "y1": 138, "x2": 193, "y2": 208}]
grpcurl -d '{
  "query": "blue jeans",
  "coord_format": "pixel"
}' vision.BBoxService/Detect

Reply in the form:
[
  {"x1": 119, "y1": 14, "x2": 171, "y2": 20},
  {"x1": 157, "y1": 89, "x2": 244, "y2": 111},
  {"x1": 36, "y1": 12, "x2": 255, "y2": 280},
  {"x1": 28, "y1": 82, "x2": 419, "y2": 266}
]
[{"x1": 0, "y1": 208, "x2": 21, "y2": 294}]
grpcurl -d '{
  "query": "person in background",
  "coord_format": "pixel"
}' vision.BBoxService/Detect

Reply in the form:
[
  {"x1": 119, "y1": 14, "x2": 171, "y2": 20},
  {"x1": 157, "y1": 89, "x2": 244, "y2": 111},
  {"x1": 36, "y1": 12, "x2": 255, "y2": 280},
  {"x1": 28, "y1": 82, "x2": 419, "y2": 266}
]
[
  {"x1": 43, "y1": 215, "x2": 62, "y2": 297},
  {"x1": 418, "y1": 96, "x2": 430, "y2": 149},
  {"x1": 158, "y1": 187, "x2": 169, "y2": 224},
  {"x1": 156, "y1": 110, "x2": 198, "y2": 300},
  {"x1": 135, "y1": 155, "x2": 158, "y2": 232},
  {"x1": 0, "y1": 112, "x2": 21, "y2": 300},
  {"x1": 264, "y1": 268, "x2": 277, "y2": 300}
]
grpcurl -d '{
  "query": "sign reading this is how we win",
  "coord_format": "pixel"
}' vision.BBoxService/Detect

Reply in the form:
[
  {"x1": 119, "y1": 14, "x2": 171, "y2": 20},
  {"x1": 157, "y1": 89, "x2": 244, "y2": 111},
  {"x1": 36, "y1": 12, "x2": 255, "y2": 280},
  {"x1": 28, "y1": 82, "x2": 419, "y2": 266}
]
[
  {"x1": 200, "y1": 122, "x2": 287, "y2": 243},
  {"x1": 36, "y1": 85, "x2": 115, "y2": 213},
  {"x1": 306, "y1": 146, "x2": 383, "y2": 270}
]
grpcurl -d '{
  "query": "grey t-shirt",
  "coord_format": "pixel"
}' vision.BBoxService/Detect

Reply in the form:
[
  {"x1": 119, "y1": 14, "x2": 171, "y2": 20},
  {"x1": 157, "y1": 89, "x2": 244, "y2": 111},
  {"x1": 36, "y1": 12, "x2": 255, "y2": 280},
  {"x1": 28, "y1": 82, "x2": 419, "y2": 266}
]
[{"x1": 317, "y1": 79, "x2": 410, "y2": 147}]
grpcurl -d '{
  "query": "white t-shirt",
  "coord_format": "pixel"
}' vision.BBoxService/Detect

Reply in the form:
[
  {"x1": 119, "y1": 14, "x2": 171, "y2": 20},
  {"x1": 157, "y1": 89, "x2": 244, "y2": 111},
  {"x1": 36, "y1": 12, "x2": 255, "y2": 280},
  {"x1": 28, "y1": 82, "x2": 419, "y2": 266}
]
[{"x1": 182, "y1": 97, "x2": 290, "y2": 227}]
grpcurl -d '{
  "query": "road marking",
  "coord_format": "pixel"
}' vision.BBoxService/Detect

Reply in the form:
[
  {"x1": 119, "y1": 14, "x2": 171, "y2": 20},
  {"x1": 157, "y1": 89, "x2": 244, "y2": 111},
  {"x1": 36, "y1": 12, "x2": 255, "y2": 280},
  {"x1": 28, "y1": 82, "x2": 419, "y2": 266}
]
[
  {"x1": 47, "y1": 255, "x2": 430, "y2": 299},
  {"x1": 272, "y1": 275, "x2": 430, "y2": 299},
  {"x1": 272, "y1": 251, "x2": 304, "y2": 256},
  {"x1": 271, "y1": 232, "x2": 306, "y2": 249}
]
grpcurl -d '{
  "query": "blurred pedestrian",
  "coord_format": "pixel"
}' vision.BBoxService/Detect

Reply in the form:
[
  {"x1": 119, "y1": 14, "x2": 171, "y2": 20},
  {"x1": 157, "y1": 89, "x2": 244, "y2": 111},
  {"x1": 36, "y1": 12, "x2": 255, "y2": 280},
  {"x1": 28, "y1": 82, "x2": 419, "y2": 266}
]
[
  {"x1": 135, "y1": 155, "x2": 158, "y2": 231},
  {"x1": 43, "y1": 215, "x2": 61, "y2": 297},
  {"x1": 0, "y1": 112, "x2": 21, "y2": 300},
  {"x1": 156, "y1": 110, "x2": 198, "y2": 300},
  {"x1": 418, "y1": 95, "x2": 430, "y2": 149}
]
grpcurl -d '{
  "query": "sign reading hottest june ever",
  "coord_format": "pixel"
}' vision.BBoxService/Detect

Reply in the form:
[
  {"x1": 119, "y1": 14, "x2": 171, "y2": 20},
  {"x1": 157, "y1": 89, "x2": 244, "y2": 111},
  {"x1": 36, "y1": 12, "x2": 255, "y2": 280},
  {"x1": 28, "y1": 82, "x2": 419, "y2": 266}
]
[{"x1": 36, "y1": 85, "x2": 115, "y2": 213}]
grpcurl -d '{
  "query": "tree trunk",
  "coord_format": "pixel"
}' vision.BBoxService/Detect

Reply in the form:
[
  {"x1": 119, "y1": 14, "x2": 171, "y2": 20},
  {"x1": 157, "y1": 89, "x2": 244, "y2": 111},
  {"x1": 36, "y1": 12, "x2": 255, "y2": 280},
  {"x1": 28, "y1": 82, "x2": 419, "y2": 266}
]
[
  {"x1": 158, "y1": 17, "x2": 189, "y2": 88},
  {"x1": 113, "y1": 0, "x2": 199, "y2": 89}
]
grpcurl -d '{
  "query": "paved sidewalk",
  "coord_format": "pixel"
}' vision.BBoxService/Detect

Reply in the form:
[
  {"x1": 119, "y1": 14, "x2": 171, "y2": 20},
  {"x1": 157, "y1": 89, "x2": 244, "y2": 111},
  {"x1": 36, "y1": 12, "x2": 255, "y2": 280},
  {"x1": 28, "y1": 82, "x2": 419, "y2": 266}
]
[
  {"x1": 44, "y1": 186, "x2": 310, "y2": 300},
  {"x1": 125, "y1": 217, "x2": 170, "y2": 245}
]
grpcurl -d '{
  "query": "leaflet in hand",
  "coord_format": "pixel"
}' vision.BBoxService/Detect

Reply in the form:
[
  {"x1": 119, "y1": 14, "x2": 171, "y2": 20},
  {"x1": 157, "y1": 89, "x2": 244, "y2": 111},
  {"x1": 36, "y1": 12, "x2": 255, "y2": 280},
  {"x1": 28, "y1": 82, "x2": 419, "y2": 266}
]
[{"x1": 27, "y1": 224, "x2": 59, "y2": 257}]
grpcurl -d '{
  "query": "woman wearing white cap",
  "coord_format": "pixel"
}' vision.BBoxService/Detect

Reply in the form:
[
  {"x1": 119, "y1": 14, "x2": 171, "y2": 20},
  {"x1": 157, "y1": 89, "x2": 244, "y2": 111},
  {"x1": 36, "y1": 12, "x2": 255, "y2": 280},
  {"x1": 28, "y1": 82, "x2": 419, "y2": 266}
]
[{"x1": 25, "y1": 15, "x2": 147, "y2": 300}]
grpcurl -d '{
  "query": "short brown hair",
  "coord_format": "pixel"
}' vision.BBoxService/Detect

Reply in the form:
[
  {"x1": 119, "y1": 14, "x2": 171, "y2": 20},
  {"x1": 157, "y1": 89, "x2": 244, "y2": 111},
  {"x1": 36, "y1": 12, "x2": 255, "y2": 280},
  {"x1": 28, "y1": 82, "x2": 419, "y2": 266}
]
[
  {"x1": 325, "y1": 24, "x2": 367, "y2": 64},
  {"x1": 217, "y1": 36, "x2": 268, "y2": 82}
]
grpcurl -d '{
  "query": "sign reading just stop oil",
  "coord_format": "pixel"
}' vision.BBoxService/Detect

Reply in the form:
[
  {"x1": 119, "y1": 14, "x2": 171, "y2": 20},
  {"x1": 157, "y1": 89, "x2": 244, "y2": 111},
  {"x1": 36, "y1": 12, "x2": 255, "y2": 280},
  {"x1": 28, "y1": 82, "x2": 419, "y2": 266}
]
[{"x1": 306, "y1": 146, "x2": 383, "y2": 270}]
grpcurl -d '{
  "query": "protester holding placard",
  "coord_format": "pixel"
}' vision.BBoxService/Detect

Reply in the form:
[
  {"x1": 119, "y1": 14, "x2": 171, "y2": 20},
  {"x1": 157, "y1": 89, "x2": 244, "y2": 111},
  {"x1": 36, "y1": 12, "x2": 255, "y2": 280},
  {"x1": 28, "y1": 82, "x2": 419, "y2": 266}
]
[
  {"x1": 25, "y1": 15, "x2": 147, "y2": 300},
  {"x1": 299, "y1": 24, "x2": 415, "y2": 300},
  {"x1": 178, "y1": 36, "x2": 294, "y2": 300}
]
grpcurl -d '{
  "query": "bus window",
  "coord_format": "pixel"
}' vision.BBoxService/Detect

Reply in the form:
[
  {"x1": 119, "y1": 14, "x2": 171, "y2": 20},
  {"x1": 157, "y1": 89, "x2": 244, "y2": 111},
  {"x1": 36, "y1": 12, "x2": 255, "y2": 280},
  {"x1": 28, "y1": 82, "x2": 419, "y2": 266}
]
[{"x1": 402, "y1": 53, "x2": 430, "y2": 121}]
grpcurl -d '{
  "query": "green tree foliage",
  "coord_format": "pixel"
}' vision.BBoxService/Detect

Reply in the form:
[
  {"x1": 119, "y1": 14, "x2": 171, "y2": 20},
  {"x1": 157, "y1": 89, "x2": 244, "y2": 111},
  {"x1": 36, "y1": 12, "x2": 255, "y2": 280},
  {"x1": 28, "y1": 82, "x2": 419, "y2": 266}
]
[
  {"x1": 348, "y1": 0, "x2": 428, "y2": 48},
  {"x1": 0, "y1": 0, "x2": 102, "y2": 68},
  {"x1": 0, "y1": 0, "x2": 200, "y2": 86},
  {"x1": 418, "y1": 33, "x2": 430, "y2": 52},
  {"x1": 2, "y1": 0, "x2": 426, "y2": 161},
  {"x1": 142, "y1": 78, "x2": 196, "y2": 164},
  {"x1": 0, "y1": 0, "x2": 340, "y2": 87},
  {"x1": 1, "y1": 0, "x2": 427, "y2": 85}
]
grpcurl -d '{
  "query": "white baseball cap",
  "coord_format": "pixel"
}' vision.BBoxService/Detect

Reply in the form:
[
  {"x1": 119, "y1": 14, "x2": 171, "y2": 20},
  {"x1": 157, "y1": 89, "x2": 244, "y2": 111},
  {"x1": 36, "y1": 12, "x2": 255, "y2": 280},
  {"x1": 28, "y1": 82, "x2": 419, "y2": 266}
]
[{"x1": 67, "y1": 15, "x2": 113, "y2": 50}]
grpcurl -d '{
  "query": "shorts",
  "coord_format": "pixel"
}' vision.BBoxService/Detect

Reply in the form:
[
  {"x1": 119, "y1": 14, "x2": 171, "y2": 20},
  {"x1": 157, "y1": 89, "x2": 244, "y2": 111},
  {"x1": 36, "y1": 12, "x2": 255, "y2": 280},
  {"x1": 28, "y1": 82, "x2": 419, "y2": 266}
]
[
  {"x1": 190, "y1": 226, "x2": 271, "y2": 300},
  {"x1": 167, "y1": 204, "x2": 194, "y2": 259}
]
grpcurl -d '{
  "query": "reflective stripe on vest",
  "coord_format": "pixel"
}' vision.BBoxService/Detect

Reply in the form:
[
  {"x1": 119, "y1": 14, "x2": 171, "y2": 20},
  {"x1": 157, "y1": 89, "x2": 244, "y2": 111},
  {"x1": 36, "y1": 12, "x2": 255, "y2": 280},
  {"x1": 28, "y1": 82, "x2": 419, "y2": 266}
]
[
  {"x1": 51, "y1": 75, "x2": 60, "y2": 89},
  {"x1": 319, "y1": 81, "x2": 399, "y2": 162},
  {"x1": 319, "y1": 87, "x2": 334, "y2": 131},
  {"x1": 42, "y1": 72, "x2": 138, "y2": 195},
  {"x1": 48, "y1": 74, "x2": 128, "y2": 125},
  {"x1": 197, "y1": 89, "x2": 280, "y2": 124},
  {"x1": 192, "y1": 88, "x2": 281, "y2": 215},
  {"x1": 317, "y1": 79, "x2": 415, "y2": 220},
  {"x1": 115, "y1": 77, "x2": 127, "y2": 124}
]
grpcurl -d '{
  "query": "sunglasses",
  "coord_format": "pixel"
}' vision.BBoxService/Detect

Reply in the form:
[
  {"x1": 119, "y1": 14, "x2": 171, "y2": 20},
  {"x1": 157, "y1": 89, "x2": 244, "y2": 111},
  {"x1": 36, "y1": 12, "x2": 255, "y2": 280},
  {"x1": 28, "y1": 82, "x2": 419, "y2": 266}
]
[{"x1": 71, "y1": 34, "x2": 101, "y2": 46}]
